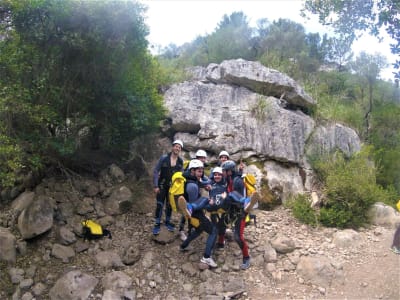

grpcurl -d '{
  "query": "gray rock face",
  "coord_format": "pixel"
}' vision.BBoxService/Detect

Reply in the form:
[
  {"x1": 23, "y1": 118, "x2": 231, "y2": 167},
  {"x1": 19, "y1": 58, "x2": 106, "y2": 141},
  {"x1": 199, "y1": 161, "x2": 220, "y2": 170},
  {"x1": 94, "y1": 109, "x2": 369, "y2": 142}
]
[
  {"x1": 195, "y1": 59, "x2": 316, "y2": 109},
  {"x1": 307, "y1": 123, "x2": 361, "y2": 158},
  {"x1": 164, "y1": 59, "x2": 361, "y2": 201},
  {"x1": 165, "y1": 82, "x2": 314, "y2": 165}
]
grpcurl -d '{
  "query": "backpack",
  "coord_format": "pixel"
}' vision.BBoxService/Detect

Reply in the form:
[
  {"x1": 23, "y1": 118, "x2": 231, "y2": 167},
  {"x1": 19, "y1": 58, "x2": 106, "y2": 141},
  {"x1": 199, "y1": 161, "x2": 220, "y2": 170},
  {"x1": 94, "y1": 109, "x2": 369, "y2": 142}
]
[
  {"x1": 81, "y1": 220, "x2": 112, "y2": 240},
  {"x1": 168, "y1": 171, "x2": 186, "y2": 212},
  {"x1": 243, "y1": 173, "x2": 257, "y2": 197},
  {"x1": 183, "y1": 160, "x2": 190, "y2": 171}
]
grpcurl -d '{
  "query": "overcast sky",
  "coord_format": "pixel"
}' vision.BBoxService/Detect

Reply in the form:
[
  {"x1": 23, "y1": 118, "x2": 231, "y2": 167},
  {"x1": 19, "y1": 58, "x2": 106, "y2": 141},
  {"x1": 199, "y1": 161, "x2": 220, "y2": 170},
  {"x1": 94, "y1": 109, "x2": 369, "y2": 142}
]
[{"x1": 140, "y1": 0, "x2": 396, "y2": 80}]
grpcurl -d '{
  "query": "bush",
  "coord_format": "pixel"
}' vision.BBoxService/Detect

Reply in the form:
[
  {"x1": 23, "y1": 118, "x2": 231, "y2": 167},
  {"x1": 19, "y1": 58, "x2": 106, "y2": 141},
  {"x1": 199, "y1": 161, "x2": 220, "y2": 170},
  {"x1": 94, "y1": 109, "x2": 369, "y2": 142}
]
[
  {"x1": 313, "y1": 146, "x2": 396, "y2": 228},
  {"x1": 285, "y1": 194, "x2": 319, "y2": 227}
]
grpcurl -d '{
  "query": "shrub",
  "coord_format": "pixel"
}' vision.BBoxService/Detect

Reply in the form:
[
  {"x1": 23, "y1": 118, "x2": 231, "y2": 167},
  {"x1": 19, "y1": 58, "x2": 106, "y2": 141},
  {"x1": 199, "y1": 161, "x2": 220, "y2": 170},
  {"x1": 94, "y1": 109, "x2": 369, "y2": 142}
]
[
  {"x1": 285, "y1": 194, "x2": 319, "y2": 227},
  {"x1": 313, "y1": 146, "x2": 396, "y2": 228}
]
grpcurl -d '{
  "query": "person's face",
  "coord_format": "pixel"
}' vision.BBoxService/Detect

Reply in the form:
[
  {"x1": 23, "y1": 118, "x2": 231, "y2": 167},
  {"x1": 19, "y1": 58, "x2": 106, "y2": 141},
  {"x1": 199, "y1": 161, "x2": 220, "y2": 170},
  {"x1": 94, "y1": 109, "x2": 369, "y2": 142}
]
[
  {"x1": 213, "y1": 172, "x2": 223, "y2": 182},
  {"x1": 194, "y1": 167, "x2": 204, "y2": 179},
  {"x1": 197, "y1": 156, "x2": 206, "y2": 163},
  {"x1": 172, "y1": 143, "x2": 182, "y2": 154},
  {"x1": 219, "y1": 155, "x2": 228, "y2": 163},
  {"x1": 224, "y1": 169, "x2": 232, "y2": 177}
]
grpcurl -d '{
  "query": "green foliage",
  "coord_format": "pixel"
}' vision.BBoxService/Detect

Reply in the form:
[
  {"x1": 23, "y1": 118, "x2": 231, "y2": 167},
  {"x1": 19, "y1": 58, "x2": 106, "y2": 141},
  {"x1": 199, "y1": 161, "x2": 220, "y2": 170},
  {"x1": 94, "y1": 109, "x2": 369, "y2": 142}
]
[
  {"x1": 369, "y1": 102, "x2": 400, "y2": 193},
  {"x1": 0, "y1": 135, "x2": 23, "y2": 187},
  {"x1": 302, "y1": 0, "x2": 400, "y2": 78},
  {"x1": 0, "y1": 0, "x2": 165, "y2": 187},
  {"x1": 312, "y1": 147, "x2": 396, "y2": 228},
  {"x1": 250, "y1": 96, "x2": 271, "y2": 121},
  {"x1": 285, "y1": 194, "x2": 319, "y2": 227}
]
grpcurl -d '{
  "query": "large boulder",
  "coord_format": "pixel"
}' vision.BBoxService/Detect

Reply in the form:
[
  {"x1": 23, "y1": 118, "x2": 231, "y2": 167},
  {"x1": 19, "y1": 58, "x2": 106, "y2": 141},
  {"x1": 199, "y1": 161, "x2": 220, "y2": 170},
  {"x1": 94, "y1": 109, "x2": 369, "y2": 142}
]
[{"x1": 17, "y1": 195, "x2": 54, "y2": 240}]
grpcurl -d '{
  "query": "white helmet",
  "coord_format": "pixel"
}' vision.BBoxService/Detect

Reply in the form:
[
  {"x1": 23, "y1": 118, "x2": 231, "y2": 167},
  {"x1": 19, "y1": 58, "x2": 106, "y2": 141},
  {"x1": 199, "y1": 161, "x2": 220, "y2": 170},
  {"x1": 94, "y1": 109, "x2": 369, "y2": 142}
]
[
  {"x1": 219, "y1": 150, "x2": 229, "y2": 158},
  {"x1": 212, "y1": 167, "x2": 223, "y2": 174},
  {"x1": 172, "y1": 139, "x2": 183, "y2": 148},
  {"x1": 188, "y1": 159, "x2": 204, "y2": 170},
  {"x1": 195, "y1": 149, "x2": 207, "y2": 158}
]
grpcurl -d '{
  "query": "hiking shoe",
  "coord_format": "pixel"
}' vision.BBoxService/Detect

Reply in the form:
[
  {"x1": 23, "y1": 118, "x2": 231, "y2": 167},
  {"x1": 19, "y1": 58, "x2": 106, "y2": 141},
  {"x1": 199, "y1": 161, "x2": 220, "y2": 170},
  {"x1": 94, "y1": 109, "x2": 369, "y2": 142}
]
[
  {"x1": 244, "y1": 192, "x2": 261, "y2": 213},
  {"x1": 179, "y1": 244, "x2": 193, "y2": 252},
  {"x1": 178, "y1": 196, "x2": 192, "y2": 219},
  {"x1": 201, "y1": 256, "x2": 218, "y2": 268},
  {"x1": 390, "y1": 246, "x2": 400, "y2": 254},
  {"x1": 241, "y1": 257, "x2": 251, "y2": 270},
  {"x1": 152, "y1": 224, "x2": 161, "y2": 235},
  {"x1": 165, "y1": 222, "x2": 175, "y2": 232},
  {"x1": 179, "y1": 230, "x2": 187, "y2": 241}
]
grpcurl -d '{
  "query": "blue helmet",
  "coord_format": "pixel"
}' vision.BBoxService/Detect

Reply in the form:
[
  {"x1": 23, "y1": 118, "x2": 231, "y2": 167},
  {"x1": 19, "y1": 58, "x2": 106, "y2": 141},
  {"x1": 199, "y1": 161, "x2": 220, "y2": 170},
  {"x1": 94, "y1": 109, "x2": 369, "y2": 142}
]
[{"x1": 221, "y1": 160, "x2": 236, "y2": 171}]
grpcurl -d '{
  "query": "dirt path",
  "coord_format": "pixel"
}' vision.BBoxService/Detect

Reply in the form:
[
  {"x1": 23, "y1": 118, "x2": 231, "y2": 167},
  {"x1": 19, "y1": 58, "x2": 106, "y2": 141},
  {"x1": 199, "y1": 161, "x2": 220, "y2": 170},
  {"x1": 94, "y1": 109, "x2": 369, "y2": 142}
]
[{"x1": 247, "y1": 220, "x2": 400, "y2": 300}]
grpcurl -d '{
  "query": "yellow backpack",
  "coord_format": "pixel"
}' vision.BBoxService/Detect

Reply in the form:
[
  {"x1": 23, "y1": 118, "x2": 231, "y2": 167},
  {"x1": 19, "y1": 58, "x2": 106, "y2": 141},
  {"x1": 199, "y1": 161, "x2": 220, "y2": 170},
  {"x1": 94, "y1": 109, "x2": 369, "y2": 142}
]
[
  {"x1": 169, "y1": 171, "x2": 186, "y2": 212},
  {"x1": 243, "y1": 173, "x2": 257, "y2": 196},
  {"x1": 396, "y1": 199, "x2": 400, "y2": 212},
  {"x1": 81, "y1": 219, "x2": 112, "y2": 240}
]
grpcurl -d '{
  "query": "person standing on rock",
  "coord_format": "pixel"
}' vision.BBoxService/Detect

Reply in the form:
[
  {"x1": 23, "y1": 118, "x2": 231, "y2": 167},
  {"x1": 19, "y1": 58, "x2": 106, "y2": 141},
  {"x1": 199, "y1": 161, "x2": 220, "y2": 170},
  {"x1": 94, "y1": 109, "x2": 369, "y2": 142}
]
[
  {"x1": 221, "y1": 160, "x2": 260, "y2": 270},
  {"x1": 152, "y1": 140, "x2": 184, "y2": 235},
  {"x1": 177, "y1": 159, "x2": 218, "y2": 268}
]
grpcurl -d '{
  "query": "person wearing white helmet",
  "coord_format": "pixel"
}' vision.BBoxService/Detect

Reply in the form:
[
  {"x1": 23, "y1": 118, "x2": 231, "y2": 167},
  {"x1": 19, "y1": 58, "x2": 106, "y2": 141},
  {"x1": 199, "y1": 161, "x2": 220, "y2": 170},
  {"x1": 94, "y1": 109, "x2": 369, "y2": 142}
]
[
  {"x1": 177, "y1": 159, "x2": 218, "y2": 268},
  {"x1": 195, "y1": 149, "x2": 207, "y2": 162},
  {"x1": 152, "y1": 139, "x2": 184, "y2": 235},
  {"x1": 178, "y1": 149, "x2": 211, "y2": 240},
  {"x1": 218, "y1": 150, "x2": 230, "y2": 165}
]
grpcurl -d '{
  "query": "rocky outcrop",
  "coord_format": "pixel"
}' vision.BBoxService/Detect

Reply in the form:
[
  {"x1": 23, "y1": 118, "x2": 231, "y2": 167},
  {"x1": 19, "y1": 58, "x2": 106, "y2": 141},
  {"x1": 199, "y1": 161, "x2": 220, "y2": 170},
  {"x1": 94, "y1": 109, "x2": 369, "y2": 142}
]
[
  {"x1": 203, "y1": 59, "x2": 316, "y2": 109},
  {"x1": 165, "y1": 59, "x2": 361, "y2": 201}
]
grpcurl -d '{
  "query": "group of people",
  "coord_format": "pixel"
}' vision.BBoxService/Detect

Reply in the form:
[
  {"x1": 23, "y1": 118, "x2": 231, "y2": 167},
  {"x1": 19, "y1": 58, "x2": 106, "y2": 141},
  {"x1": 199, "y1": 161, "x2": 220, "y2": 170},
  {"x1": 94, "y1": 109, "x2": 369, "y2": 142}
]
[{"x1": 152, "y1": 140, "x2": 260, "y2": 269}]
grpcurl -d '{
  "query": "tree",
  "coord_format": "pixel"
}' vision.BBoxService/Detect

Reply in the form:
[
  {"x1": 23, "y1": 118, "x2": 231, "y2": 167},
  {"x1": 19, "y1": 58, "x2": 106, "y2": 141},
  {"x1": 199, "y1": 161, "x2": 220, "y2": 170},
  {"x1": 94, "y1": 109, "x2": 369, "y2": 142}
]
[
  {"x1": 205, "y1": 11, "x2": 254, "y2": 63},
  {"x1": 0, "y1": 0, "x2": 164, "y2": 185},
  {"x1": 302, "y1": 0, "x2": 400, "y2": 78},
  {"x1": 350, "y1": 52, "x2": 387, "y2": 140},
  {"x1": 325, "y1": 35, "x2": 354, "y2": 71}
]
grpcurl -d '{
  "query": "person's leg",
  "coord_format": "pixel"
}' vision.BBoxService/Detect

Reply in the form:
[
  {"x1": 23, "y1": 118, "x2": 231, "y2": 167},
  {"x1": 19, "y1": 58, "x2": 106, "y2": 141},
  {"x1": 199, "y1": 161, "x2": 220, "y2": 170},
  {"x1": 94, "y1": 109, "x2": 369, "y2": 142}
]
[
  {"x1": 234, "y1": 216, "x2": 251, "y2": 269},
  {"x1": 201, "y1": 215, "x2": 217, "y2": 258},
  {"x1": 391, "y1": 225, "x2": 400, "y2": 253},
  {"x1": 197, "y1": 213, "x2": 218, "y2": 267},
  {"x1": 180, "y1": 211, "x2": 204, "y2": 250},
  {"x1": 178, "y1": 215, "x2": 187, "y2": 241},
  {"x1": 164, "y1": 191, "x2": 175, "y2": 231},
  {"x1": 153, "y1": 188, "x2": 166, "y2": 235},
  {"x1": 216, "y1": 213, "x2": 227, "y2": 248},
  {"x1": 177, "y1": 196, "x2": 209, "y2": 218}
]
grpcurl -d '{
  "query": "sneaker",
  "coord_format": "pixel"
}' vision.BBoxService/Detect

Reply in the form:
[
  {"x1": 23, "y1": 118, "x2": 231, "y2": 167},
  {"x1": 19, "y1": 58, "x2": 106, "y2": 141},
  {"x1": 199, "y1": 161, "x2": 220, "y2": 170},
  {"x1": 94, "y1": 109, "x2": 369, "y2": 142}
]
[
  {"x1": 179, "y1": 244, "x2": 193, "y2": 252},
  {"x1": 201, "y1": 256, "x2": 218, "y2": 268},
  {"x1": 244, "y1": 192, "x2": 261, "y2": 213},
  {"x1": 241, "y1": 257, "x2": 251, "y2": 270},
  {"x1": 178, "y1": 196, "x2": 192, "y2": 219},
  {"x1": 152, "y1": 224, "x2": 161, "y2": 235},
  {"x1": 165, "y1": 221, "x2": 175, "y2": 232},
  {"x1": 390, "y1": 246, "x2": 400, "y2": 254},
  {"x1": 179, "y1": 230, "x2": 187, "y2": 241}
]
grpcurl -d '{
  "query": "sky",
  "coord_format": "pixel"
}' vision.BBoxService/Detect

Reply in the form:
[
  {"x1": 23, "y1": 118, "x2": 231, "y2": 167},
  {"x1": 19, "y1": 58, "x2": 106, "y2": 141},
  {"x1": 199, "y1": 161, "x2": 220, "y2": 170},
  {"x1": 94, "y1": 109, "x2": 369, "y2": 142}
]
[{"x1": 140, "y1": 0, "x2": 396, "y2": 80}]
